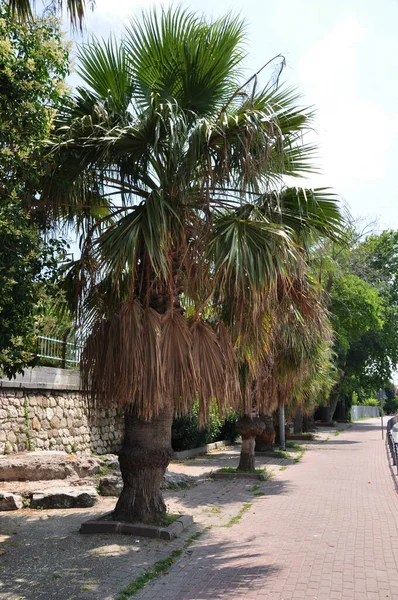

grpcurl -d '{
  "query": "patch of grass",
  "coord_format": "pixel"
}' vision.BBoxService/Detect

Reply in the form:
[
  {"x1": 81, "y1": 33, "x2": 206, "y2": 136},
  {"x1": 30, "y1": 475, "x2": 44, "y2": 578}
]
[
  {"x1": 274, "y1": 449, "x2": 289, "y2": 459},
  {"x1": 205, "y1": 506, "x2": 221, "y2": 514},
  {"x1": 116, "y1": 531, "x2": 204, "y2": 599},
  {"x1": 152, "y1": 513, "x2": 179, "y2": 527},
  {"x1": 51, "y1": 574, "x2": 62, "y2": 580},
  {"x1": 254, "y1": 492, "x2": 265, "y2": 497},
  {"x1": 267, "y1": 471, "x2": 275, "y2": 478},
  {"x1": 250, "y1": 482, "x2": 261, "y2": 492},
  {"x1": 97, "y1": 464, "x2": 115, "y2": 478},
  {"x1": 293, "y1": 450, "x2": 305, "y2": 463},
  {"x1": 286, "y1": 441, "x2": 301, "y2": 449},
  {"x1": 224, "y1": 503, "x2": 252, "y2": 528},
  {"x1": 218, "y1": 467, "x2": 265, "y2": 474},
  {"x1": 279, "y1": 466, "x2": 288, "y2": 471},
  {"x1": 334, "y1": 431, "x2": 340, "y2": 436}
]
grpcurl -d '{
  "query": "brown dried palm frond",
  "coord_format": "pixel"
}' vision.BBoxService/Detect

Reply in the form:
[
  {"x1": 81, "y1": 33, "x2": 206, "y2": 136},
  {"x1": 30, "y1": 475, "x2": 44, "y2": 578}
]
[
  {"x1": 161, "y1": 311, "x2": 196, "y2": 417},
  {"x1": 190, "y1": 319, "x2": 240, "y2": 425},
  {"x1": 217, "y1": 321, "x2": 241, "y2": 412},
  {"x1": 81, "y1": 300, "x2": 145, "y2": 412},
  {"x1": 138, "y1": 308, "x2": 164, "y2": 420}
]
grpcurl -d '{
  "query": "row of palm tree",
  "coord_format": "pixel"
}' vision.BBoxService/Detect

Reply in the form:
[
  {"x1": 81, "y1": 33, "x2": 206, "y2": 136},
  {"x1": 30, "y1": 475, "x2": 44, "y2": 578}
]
[{"x1": 35, "y1": 8, "x2": 346, "y2": 523}]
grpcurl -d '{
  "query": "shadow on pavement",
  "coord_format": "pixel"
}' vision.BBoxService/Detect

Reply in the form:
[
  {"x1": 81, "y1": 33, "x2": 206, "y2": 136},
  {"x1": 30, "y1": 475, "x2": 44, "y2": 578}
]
[
  {"x1": 134, "y1": 535, "x2": 281, "y2": 599},
  {"x1": 0, "y1": 505, "x2": 185, "y2": 600}
]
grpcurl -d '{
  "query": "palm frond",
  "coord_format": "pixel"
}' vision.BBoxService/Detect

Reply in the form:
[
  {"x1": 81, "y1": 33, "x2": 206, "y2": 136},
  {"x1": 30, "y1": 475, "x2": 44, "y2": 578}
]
[
  {"x1": 125, "y1": 7, "x2": 246, "y2": 114},
  {"x1": 7, "y1": 0, "x2": 93, "y2": 29}
]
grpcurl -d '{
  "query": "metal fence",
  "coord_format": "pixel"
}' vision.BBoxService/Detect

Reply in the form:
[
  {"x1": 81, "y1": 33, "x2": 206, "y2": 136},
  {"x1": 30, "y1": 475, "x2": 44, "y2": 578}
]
[
  {"x1": 350, "y1": 405, "x2": 381, "y2": 420},
  {"x1": 35, "y1": 334, "x2": 83, "y2": 368},
  {"x1": 387, "y1": 416, "x2": 398, "y2": 471}
]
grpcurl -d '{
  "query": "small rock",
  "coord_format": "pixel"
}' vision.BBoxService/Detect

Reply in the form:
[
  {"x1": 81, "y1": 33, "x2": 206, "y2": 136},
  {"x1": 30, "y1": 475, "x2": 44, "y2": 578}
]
[
  {"x1": 99, "y1": 475, "x2": 123, "y2": 496},
  {"x1": 0, "y1": 451, "x2": 101, "y2": 481},
  {"x1": 30, "y1": 487, "x2": 98, "y2": 509},
  {"x1": 0, "y1": 492, "x2": 23, "y2": 511},
  {"x1": 162, "y1": 472, "x2": 195, "y2": 490},
  {"x1": 99, "y1": 454, "x2": 120, "y2": 470}
]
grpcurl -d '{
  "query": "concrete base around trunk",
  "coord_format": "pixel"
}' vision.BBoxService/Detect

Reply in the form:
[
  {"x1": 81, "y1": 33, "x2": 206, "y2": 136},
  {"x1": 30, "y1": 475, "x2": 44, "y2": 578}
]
[
  {"x1": 80, "y1": 512, "x2": 194, "y2": 540},
  {"x1": 212, "y1": 471, "x2": 264, "y2": 480}
]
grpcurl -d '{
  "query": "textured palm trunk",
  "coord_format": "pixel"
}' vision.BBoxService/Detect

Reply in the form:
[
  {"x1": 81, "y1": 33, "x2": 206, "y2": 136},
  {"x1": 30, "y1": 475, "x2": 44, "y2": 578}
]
[
  {"x1": 317, "y1": 386, "x2": 340, "y2": 422},
  {"x1": 255, "y1": 414, "x2": 276, "y2": 451},
  {"x1": 238, "y1": 437, "x2": 256, "y2": 471},
  {"x1": 113, "y1": 403, "x2": 174, "y2": 524},
  {"x1": 293, "y1": 410, "x2": 303, "y2": 434},
  {"x1": 303, "y1": 412, "x2": 316, "y2": 432},
  {"x1": 236, "y1": 416, "x2": 265, "y2": 472}
]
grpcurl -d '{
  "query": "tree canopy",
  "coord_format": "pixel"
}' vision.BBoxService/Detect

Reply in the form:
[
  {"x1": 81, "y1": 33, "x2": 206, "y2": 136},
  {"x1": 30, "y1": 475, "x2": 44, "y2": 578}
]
[{"x1": 0, "y1": 3, "x2": 70, "y2": 377}]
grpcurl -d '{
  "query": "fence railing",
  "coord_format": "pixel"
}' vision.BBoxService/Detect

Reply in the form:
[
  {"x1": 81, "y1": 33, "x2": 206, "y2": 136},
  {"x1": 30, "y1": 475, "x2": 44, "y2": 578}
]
[
  {"x1": 387, "y1": 416, "x2": 398, "y2": 471},
  {"x1": 35, "y1": 335, "x2": 83, "y2": 368}
]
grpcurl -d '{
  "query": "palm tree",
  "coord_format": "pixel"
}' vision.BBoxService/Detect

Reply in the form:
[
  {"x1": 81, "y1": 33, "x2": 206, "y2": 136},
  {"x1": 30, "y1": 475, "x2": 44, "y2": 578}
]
[
  {"x1": 237, "y1": 262, "x2": 335, "y2": 468},
  {"x1": 7, "y1": 0, "x2": 93, "y2": 28},
  {"x1": 43, "y1": 8, "x2": 345, "y2": 523}
]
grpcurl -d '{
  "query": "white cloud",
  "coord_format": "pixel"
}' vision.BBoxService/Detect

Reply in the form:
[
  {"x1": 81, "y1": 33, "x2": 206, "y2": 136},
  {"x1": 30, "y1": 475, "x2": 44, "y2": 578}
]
[
  {"x1": 299, "y1": 17, "x2": 398, "y2": 193},
  {"x1": 84, "y1": 0, "x2": 165, "y2": 33}
]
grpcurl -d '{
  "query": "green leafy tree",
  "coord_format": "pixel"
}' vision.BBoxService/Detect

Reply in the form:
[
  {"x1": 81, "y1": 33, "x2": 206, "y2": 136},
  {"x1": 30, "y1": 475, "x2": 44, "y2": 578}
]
[
  {"x1": 0, "y1": 3, "x2": 70, "y2": 377},
  {"x1": 44, "y1": 8, "x2": 344, "y2": 522},
  {"x1": 317, "y1": 227, "x2": 398, "y2": 420}
]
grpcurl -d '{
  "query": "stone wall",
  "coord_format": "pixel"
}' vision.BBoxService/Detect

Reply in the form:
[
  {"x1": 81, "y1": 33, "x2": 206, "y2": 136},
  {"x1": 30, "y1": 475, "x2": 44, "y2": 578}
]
[{"x1": 0, "y1": 368, "x2": 124, "y2": 455}]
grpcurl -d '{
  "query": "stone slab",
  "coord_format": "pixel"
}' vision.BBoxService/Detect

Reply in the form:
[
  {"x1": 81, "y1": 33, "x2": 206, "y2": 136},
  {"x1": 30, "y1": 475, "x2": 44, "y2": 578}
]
[
  {"x1": 30, "y1": 486, "x2": 98, "y2": 509},
  {"x1": 0, "y1": 451, "x2": 100, "y2": 481},
  {"x1": 0, "y1": 492, "x2": 23, "y2": 511},
  {"x1": 80, "y1": 512, "x2": 193, "y2": 540}
]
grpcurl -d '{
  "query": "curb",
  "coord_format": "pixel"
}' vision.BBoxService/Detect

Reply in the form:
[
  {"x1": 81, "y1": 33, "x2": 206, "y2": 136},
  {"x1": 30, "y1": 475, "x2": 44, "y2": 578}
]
[
  {"x1": 211, "y1": 472, "x2": 264, "y2": 480},
  {"x1": 172, "y1": 440, "x2": 232, "y2": 461},
  {"x1": 80, "y1": 512, "x2": 194, "y2": 540}
]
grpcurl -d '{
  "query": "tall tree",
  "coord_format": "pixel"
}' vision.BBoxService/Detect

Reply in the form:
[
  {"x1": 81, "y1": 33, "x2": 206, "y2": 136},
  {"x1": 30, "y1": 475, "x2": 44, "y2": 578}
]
[
  {"x1": 0, "y1": 3, "x2": 70, "y2": 377},
  {"x1": 43, "y1": 8, "x2": 345, "y2": 523},
  {"x1": 316, "y1": 228, "x2": 398, "y2": 420}
]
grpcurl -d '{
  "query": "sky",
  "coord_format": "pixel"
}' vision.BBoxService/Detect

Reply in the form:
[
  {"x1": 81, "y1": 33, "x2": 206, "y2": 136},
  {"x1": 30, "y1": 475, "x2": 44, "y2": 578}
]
[{"x1": 61, "y1": 0, "x2": 398, "y2": 231}]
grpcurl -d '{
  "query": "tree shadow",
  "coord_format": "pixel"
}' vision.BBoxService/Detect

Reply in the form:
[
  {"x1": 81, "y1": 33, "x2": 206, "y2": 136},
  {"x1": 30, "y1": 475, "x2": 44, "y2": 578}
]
[
  {"x1": 0, "y1": 507, "x2": 280, "y2": 600},
  {"x1": 134, "y1": 536, "x2": 281, "y2": 599},
  {"x1": 0, "y1": 504, "x2": 174, "y2": 600},
  {"x1": 313, "y1": 439, "x2": 360, "y2": 445}
]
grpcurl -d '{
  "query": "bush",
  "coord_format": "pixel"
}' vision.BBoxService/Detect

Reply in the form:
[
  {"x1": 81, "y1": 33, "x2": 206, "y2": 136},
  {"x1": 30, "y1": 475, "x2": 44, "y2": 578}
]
[
  {"x1": 219, "y1": 411, "x2": 239, "y2": 442},
  {"x1": 361, "y1": 398, "x2": 379, "y2": 406},
  {"x1": 172, "y1": 402, "x2": 238, "y2": 451}
]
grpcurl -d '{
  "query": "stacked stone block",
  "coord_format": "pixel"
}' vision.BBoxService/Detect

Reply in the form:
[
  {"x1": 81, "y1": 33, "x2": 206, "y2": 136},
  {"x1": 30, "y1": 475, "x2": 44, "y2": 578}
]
[{"x1": 0, "y1": 389, "x2": 123, "y2": 455}]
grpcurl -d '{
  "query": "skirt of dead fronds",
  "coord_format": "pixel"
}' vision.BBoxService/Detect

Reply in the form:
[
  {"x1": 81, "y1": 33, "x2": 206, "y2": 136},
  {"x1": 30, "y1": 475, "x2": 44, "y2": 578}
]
[{"x1": 81, "y1": 301, "x2": 241, "y2": 425}]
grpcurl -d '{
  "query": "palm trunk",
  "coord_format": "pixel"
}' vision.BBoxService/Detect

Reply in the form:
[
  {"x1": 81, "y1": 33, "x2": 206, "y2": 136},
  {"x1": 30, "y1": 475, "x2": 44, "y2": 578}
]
[
  {"x1": 238, "y1": 437, "x2": 255, "y2": 471},
  {"x1": 113, "y1": 403, "x2": 173, "y2": 524},
  {"x1": 293, "y1": 410, "x2": 303, "y2": 434},
  {"x1": 255, "y1": 413, "x2": 275, "y2": 451},
  {"x1": 317, "y1": 385, "x2": 340, "y2": 422},
  {"x1": 303, "y1": 412, "x2": 316, "y2": 432},
  {"x1": 236, "y1": 416, "x2": 264, "y2": 472}
]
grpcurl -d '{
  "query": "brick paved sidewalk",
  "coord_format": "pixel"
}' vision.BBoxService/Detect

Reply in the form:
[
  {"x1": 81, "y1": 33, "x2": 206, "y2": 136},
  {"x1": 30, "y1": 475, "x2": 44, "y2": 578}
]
[
  {"x1": 135, "y1": 418, "x2": 398, "y2": 600},
  {"x1": 0, "y1": 437, "x2": 304, "y2": 599}
]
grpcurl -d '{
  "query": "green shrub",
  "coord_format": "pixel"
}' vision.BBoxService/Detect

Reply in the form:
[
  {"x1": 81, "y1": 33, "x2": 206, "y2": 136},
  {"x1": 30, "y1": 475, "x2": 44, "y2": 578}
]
[
  {"x1": 218, "y1": 410, "x2": 238, "y2": 442},
  {"x1": 172, "y1": 402, "x2": 238, "y2": 451},
  {"x1": 361, "y1": 398, "x2": 379, "y2": 406}
]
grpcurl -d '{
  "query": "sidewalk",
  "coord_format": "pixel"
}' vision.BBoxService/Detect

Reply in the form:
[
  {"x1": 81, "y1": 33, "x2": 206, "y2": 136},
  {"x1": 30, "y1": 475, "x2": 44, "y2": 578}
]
[
  {"x1": 136, "y1": 418, "x2": 398, "y2": 600},
  {"x1": 1, "y1": 419, "x2": 396, "y2": 600}
]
